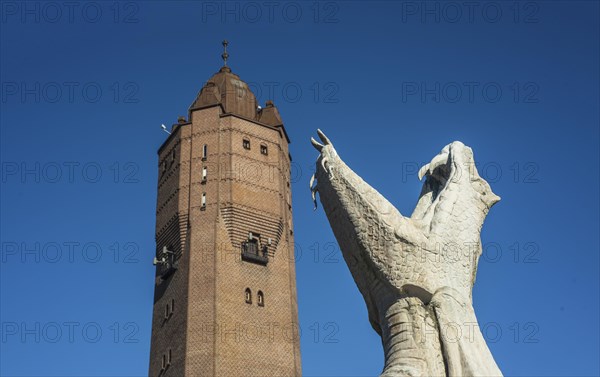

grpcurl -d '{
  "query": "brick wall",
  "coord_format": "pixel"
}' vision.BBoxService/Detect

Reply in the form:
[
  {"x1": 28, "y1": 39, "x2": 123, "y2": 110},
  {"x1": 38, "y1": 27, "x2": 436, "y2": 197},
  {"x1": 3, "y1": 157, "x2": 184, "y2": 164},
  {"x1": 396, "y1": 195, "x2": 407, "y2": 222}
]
[{"x1": 149, "y1": 104, "x2": 301, "y2": 376}]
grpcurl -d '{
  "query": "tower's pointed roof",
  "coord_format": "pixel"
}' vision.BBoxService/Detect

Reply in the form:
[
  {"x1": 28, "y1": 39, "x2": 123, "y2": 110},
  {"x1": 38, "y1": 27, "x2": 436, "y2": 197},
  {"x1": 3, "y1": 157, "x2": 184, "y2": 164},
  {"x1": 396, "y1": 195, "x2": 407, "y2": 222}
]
[
  {"x1": 188, "y1": 41, "x2": 288, "y2": 142},
  {"x1": 190, "y1": 40, "x2": 258, "y2": 120},
  {"x1": 190, "y1": 65, "x2": 259, "y2": 120}
]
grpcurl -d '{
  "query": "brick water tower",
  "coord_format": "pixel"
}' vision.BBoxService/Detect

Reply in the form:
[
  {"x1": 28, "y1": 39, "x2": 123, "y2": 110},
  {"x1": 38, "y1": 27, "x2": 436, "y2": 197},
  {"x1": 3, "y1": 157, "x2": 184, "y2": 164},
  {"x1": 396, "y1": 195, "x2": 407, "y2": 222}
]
[{"x1": 148, "y1": 41, "x2": 301, "y2": 376}]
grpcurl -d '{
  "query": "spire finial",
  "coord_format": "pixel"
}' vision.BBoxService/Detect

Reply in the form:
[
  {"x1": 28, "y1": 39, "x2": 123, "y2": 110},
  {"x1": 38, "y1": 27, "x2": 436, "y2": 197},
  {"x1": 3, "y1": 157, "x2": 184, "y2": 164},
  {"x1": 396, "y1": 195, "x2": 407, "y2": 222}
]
[{"x1": 221, "y1": 40, "x2": 229, "y2": 67}]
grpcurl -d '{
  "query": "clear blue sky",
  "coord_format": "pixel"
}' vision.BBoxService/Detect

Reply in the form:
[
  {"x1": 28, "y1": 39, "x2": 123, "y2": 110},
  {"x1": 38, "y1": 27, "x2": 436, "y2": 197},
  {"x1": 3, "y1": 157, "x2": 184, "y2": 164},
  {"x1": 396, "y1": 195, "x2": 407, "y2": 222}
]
[{"x1": 1, "y1": 1, "x2": 598, "y2": 376}]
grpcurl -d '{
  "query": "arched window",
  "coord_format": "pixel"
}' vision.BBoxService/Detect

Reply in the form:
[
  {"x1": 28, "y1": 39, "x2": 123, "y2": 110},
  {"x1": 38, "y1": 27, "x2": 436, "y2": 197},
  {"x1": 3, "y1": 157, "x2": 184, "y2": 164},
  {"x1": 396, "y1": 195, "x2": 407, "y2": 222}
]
[
  {"x1": 245, "y1": 288, "x2": 252, "y2": 304},
  {"x1": 257, "y1": 291, "x2": 264, "y2": 307}
]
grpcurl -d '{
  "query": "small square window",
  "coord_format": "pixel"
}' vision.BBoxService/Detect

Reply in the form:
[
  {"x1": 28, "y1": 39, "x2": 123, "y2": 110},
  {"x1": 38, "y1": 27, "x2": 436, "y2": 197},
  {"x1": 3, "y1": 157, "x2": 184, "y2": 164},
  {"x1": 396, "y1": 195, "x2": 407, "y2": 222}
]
[
  {"x1": 243, "y1": 139, "x2": 251, "y2": 150},
  {"x1": 260, "y1": 145, "x2": 268, "y2": 155}
]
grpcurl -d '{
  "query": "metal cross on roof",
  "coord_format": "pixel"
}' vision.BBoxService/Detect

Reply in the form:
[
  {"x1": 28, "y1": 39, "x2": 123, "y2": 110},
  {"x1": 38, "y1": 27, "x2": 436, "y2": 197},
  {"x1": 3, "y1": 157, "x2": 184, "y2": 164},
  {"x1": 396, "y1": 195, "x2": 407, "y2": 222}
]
[{"x1": 221, "y1": 40, "x2": 229, "y2": 66}]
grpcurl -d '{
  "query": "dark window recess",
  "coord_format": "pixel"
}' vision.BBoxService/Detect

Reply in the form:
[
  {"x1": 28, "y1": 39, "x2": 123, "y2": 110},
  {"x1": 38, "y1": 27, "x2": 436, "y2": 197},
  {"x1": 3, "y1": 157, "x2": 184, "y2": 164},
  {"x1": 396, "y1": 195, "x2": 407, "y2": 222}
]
[
  {"x1": 154, "y1": 246, "x2": 178, "y2": 279},
  {"x1": 260, "y1": 144, "x2": 268, "y2": 155},
  {"x1": 202, "y1": 144, "x2": 208, "y2": 160},
  {"x1": 241, "y1": 239, "x2": 268, "y2": 265},
  {"x1": 164, "y1": 298, "x2": 174, "y2": 320},
  {"x1": 257, "y1": 291, "x2": 264, "y2": 307},
  {"x1": 243, "y1": 139, "x2": 251, "y2": 150},
  {"x1": 245, "y1": 288, "x2": 252, "y2": 304}
]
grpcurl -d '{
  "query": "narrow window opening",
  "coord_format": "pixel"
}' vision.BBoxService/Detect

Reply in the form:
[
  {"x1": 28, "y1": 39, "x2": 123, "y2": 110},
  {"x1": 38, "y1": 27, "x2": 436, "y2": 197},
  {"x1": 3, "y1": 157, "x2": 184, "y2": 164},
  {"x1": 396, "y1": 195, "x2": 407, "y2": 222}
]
[
  {"x1": 202, "y1": 167, "x2": 207, "y2": 183},
  {"x1": 164, "y1": 298, "x2": 175, "y2": 320},
  {"x1": 245, "y1": 288, "x2": 252, "y2": 304},
  {"x1": 161, "y1": 354, "x2": 166, "y2": 370},
  {"x1": 243, "y1": 139, "x2": 251, "y2": 150},
  {"x1": 260, "y1": 144, "x2": 268, "y2": 155},
  {"x1": 202, "y1": 144, "x2": 208, "y2": 160},
  {"x1": 201, "y1": 192, "x2": 206, "y2": 209},
  {"x1": 167, "y1": 349, "x2": 172, "y2": 366},
  {"x1": 257, "y1": 291, "x2": 264, "y2": 307}
]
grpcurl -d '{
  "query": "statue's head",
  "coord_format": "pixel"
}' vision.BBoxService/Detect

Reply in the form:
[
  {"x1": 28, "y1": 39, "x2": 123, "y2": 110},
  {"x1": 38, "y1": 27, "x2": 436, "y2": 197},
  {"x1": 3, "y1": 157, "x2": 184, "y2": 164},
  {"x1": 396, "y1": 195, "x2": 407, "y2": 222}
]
[{"x1": 413, "y1": 141, "x2": 500, "y2": 227}]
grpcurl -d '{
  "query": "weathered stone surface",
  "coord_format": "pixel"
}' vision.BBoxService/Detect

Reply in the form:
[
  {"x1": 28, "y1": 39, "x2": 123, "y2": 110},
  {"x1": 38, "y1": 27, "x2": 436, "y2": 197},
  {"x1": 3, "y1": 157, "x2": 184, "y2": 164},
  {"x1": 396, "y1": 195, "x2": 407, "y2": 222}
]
[{"x1": 310, "y1": 130, "x2": 502, "y2": 377}]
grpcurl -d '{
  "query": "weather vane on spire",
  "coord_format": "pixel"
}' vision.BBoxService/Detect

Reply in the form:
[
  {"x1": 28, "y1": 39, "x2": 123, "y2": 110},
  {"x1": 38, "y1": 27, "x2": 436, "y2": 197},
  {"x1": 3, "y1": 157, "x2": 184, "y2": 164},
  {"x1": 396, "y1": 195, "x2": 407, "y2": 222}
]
[{"x1": 221, "y1": 40, "x2": 229, "y2": 67}]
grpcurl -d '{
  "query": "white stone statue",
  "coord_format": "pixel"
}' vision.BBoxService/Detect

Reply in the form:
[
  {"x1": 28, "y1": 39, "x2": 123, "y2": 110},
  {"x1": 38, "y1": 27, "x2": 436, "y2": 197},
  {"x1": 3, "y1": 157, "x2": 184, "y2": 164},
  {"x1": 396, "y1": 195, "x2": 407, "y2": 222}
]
[{"x1": 310, "y1": 130, "x2": 503, "y2": 377}]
